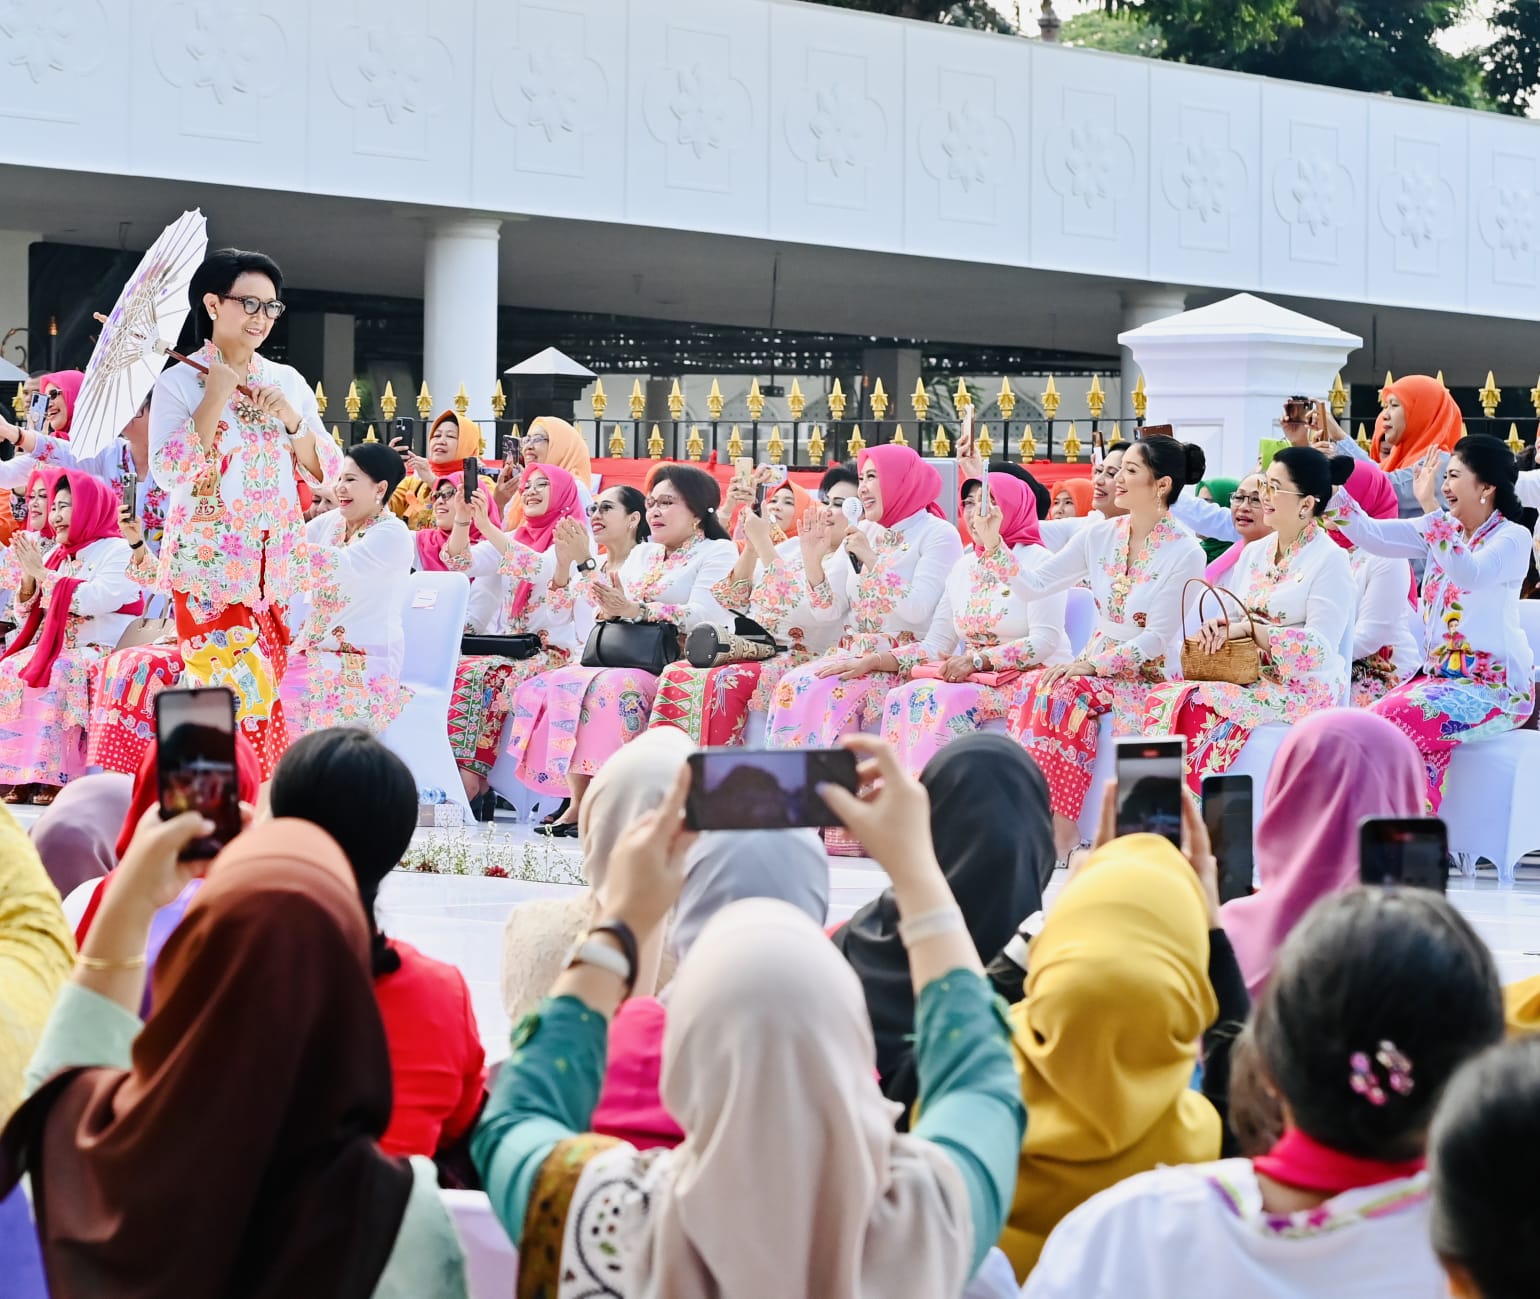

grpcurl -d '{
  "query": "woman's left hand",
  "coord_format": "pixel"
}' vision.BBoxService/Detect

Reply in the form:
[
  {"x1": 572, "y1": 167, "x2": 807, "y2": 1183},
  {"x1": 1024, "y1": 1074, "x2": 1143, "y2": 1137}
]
[
  {"x1": 1413, "y1": 445, "x2": 1442, "y2": 515},
  {"x1": 941, "y1": 653, "x2": 976, "y2": 682},
  {"x1": 593, "y1": 573, "x2": 643, "y2": 621},
  {"x1": 815, "y1": 651, "x2": 887, "y2": 681},
  {"x1": 1197, "y1": 616, "x2": 1230, "y2": 655},
  {"x1": 845, "y1": 528, "x2": 877, "y2": 569},
  {"x1": 469, "y1": 486, "x2": 495, "y2": 535},
  {"x1": 1038, "y1": 658, "x2": 1093, "y2": 688},
  {"x1": 250, "y1": 384, "x2": 301, "y2": 434}
]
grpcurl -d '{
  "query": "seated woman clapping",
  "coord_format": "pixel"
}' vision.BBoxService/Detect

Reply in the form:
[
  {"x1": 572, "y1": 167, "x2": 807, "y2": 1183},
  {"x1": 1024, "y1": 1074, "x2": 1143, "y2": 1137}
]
[
  {"x1": 471, "y1": 736, "x2": 1025, "y2": 1299},
  {"x1": 1025, "y1": 887, "x2": 1505, "y2": 1298}
]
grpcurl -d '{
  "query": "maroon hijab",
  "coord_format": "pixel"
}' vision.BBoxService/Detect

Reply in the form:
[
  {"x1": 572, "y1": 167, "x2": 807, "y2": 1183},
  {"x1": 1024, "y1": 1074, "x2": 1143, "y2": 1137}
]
[{"x1": 0, "y1": 819, "x2": 414, "y2": 1299}]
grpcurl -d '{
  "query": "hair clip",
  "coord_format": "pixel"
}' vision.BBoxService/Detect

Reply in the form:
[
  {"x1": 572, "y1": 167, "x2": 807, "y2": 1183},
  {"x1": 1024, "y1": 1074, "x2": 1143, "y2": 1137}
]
[
  {"x1": 1348, "y1": 1051, "x2": 1386, "y2": 1106},
  {"x1": 1376, "y1": 1040, "x2": 1415, "y2": 1097}
]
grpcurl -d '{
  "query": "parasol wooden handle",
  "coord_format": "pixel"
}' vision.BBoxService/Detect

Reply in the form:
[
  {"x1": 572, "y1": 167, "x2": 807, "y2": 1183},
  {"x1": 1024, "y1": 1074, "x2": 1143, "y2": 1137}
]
[{"x1": 94, "y1": 312, "x2": 254, "y2": 399}]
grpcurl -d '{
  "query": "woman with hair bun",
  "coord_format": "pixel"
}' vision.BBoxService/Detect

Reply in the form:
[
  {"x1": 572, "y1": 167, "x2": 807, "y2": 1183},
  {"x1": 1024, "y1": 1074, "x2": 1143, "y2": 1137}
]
[
  {"x1": 281, "y1": 443, "x2": 414, "y2": 736},
  {"x1": 1144, "y1": 446, "x2": 1354, "y2": 797},
  {"x1": 1001, "y1": 435, "x2": 1206, "y2": 861},
  {"x1": 1329, "y1": 436, "x2": 1535, "y2": 812}
]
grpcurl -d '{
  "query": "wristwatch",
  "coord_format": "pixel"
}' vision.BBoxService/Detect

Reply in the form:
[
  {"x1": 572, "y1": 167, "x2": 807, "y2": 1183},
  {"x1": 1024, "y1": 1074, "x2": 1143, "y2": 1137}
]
[
  {"x1": 576, "y1": 557, "x2": 597, "y2": 573},
  {"x1": 971, "y1": 651, "x2": 987, "y2": 672},
  {"x1": 563, "y1": 919, "x2": 639, "y2": 998}
]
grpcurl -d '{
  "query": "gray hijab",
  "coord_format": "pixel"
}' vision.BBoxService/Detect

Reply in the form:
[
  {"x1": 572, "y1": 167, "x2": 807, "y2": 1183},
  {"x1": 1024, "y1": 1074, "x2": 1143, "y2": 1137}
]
[{"x1": 671, "y1": 829, "x2": 829, "y2": 967}]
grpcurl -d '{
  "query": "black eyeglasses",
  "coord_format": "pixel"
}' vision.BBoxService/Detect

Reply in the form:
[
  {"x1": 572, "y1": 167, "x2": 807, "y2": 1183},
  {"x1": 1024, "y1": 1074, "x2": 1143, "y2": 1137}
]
[{"x1": 220, "y1": 294, "x2": 286, "y2": 320}]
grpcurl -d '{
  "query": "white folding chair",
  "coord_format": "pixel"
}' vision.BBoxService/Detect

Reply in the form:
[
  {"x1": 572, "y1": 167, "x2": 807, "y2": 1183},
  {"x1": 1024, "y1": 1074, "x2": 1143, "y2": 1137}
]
[{"x1": 381, "y1": 571, "x2": 472, "y2": 815}]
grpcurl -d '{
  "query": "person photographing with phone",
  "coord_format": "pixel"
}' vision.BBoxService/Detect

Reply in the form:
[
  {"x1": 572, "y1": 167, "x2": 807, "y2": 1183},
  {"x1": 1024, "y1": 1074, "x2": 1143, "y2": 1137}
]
[{"x1": 147, "y1": 248, "x2": 340, "y2": 777}]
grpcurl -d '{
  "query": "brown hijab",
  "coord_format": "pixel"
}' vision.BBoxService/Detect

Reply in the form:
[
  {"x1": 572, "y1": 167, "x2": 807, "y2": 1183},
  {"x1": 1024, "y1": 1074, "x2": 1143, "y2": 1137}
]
[{"x1": 0, "y1": 819, "x2": 414, "y2": 1299}]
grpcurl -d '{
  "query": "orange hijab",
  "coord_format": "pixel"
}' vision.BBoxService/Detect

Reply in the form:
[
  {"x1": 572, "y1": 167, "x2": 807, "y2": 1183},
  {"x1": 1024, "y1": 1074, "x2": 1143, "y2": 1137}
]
[
  {"x1": 1056, "y1": 479, "x2": 1093, "y2": 518},
  {"x1": 1378, "y1": 375, "x2": 1463, "y2": 472},
  {"x1": 504, "y1": 415, "x2": 593, "y2": 531}
]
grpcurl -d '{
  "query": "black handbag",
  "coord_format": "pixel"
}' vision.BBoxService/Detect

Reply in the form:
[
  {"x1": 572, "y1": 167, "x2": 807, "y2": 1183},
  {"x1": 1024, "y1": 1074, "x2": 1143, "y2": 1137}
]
[
  {"x1": 460, "y1": 633, "x2": 543, "y2": 660},
  {"x1": 580, "y1": 619, "x2": 680, "y2": 675},
  {"x1": 685, "y1": 613, "x2": 781, "y2": 669}
]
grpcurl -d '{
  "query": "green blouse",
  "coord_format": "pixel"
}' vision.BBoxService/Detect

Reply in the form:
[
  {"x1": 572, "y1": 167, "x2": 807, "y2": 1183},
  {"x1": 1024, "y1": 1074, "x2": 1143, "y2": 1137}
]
[{"x1": 471, "y1": 967, "x2": 1025, "y2": 1276}]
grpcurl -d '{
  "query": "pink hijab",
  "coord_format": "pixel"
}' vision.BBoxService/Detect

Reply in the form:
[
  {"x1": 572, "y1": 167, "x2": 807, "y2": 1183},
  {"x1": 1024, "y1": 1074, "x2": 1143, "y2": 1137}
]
[
  {"x1": 412, "y1": 471, "x2": 502, "y2": 573},
  {"x1": 978, "y1": 473, "x2": 1043, "y2": 553},
  {"x1": 859, "y1": 445, "x2": 944, "y2": 527},
  {"x1": 1333, "y1": 460, "x2": 1399, "y2": 545},
  {"x1": 509, "y1": 462, "x2": 585, "y2": 619},
  {"x1": 1221, "y1": 709, "x2": 1424, "y2": 998},
  {"x1": 38, "y1": 371, "x2": 84, "y2": 437}
]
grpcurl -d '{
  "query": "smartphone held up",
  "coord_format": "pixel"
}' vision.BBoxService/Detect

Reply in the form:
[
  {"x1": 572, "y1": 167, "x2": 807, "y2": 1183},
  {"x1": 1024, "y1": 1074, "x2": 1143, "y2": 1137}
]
[
  {"x1": 155, "y1": 686, "x2": 242, "y2": 861},
  {"x1": 1114, "y1": 737, "x2": 1185, "y2": 848},
  {"x1": 1359, "y1": 817, "x2": 1449, "y2": 893},
  {"x1": 684, "y1": 747, "x2": 859, "y2": 832}
]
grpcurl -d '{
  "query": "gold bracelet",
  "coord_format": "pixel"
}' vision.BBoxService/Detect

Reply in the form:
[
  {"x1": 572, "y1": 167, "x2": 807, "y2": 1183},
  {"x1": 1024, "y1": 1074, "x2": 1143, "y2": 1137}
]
[{"x1": 75, "y1": 952, "x2": 147, "y2": 971}]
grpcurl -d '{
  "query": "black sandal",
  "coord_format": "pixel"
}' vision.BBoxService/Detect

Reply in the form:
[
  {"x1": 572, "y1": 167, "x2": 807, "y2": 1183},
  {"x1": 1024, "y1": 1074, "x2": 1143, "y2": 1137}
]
[{"x1": 539, "y1": 798, "x2": 571, "y2": 826}]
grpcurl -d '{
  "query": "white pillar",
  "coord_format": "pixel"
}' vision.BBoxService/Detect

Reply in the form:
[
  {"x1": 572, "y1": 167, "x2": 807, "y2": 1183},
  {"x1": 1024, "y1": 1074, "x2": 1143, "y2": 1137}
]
[
  {"x1": 0, "y1": 231, "x2": 38, "y2": 371},
  {"x1": 1119, "y1": 287, "x2": 1187, "y2": 427},
  {"x1": 423, "y1": 217, "x2": 501, "y2": 421}
]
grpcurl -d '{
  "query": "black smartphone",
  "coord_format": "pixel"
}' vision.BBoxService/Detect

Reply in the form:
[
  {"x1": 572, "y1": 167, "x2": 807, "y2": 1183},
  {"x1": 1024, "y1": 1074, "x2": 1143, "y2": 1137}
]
[
  {"x1": 155, "y1": 686, "x2": 241, "y2": 861},
  {"x1": 463, "y1": 456, "x2": 479, "y2": 503},
  {"x1": 685, "y1": 747, "x2": 859, "y2": 831},
  {"x1": 1202, "y1": 773, "x2": 1254, "y2": 904},
  {"x1": 1115, "y1": 737, "x2": 1185, "y2": 848},
  {"x1": 1359, "y1": 817, "x2": 1449, "y2": 893}
]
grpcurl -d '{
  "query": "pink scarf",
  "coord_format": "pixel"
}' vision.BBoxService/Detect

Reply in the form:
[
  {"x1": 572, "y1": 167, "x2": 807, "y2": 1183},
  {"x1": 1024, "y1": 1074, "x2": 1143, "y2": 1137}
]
[
  {"x1": 859, "y1": 444, "x2": 944, "y2": 527},
  {"x1": 4, "y1": 472, "x2": 126, "y2": 688},
  {"x1": 412, "y1": 471, "x2": 502, "y2": 572},
  {"x1": 1220, "y1": 709, "x2": 1424, "y2": 998},
  {"x1": 509, "y1": 462, "x2": 585, "y2": 619},
  {"x1": 38, "y1": 370, "x2": 84, "y2": 437},
  {"x1": 977, "y1": 473, "x2": 1042, "y2": 553},
  {"x1": 1204, "y1": 540, "x2": 1244, "y2": 585},
  {"x1": 1254, "y1": 1128, "x2": 1426, "y2": 1196}
]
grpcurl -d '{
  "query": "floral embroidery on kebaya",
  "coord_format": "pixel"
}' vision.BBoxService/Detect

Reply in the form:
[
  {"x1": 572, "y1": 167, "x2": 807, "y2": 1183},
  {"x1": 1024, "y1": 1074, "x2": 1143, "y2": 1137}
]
[
  {"x1": 584, "y1": 532, "x2": 708, "y2": 626},
  {"x1": 1098, "y1": 514, "x2": 1184, "y2": 624},
  {"x1": 295, "y1": 512, "x2": 385, "y2": 653},
  {"x1": 152, "y1": 342, "x2": 341, "y2": 621},
  {"x1": 849, "y1": 531, "x2": 909, "y2": 634},
  {"x1": 1247, "y1": 523, "x2": 1319, "y2": 624}
]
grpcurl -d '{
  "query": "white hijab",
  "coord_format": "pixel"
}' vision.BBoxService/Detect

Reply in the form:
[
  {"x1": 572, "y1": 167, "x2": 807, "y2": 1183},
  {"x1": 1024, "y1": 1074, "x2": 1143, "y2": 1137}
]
[{"x1": 632, "y1": 898, "x2": 971, "y2": 1299}]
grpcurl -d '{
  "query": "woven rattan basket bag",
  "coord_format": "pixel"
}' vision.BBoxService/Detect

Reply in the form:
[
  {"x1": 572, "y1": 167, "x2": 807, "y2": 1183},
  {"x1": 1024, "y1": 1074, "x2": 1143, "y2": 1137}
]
[{"x1": 1180, "y1": 578, "x2": 1262, "y2": 686}]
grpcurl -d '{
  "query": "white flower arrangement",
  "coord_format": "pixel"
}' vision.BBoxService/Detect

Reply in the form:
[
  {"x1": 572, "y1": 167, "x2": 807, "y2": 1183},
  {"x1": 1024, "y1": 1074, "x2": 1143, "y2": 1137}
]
[{"x1": 396, "y1": 822, "x2": 585, "y2": 885}]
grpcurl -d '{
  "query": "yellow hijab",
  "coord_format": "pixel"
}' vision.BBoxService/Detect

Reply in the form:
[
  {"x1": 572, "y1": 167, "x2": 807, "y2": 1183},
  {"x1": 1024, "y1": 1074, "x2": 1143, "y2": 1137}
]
[
  {"x1": 390, "y1": 410, "x2": 484, "y2": 518},
  {"x1": 1001, "y1": 834, "x2": 1221, "y2": 1280},
  {"x1": 1504, "y1": 975, "x2": 1540, "y2": 1036},
  {"x1": 502, "y1": 415, "x2": 594, "y2": 531}
]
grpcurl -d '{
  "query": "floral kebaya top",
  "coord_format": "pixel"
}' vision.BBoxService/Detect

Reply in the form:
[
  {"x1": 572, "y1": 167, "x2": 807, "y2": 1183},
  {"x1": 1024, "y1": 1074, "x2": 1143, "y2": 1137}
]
[
  {"x1": 1009, "y1": 514, "x2": 1204, "y2": 680},
  {"x1": 149, "y1": 343, "x2": 342, "y2": 620},
  {"x1": 295, "y1": 511, "x2": 414, "y2": 679},
  {"x1": 0, "y1": 537, "x2": 139, "y2": 652},
  {"x1": 1160, "y1": 525, "x2": 1353, "y2": 728},
  {"x1": 445, "y1": 539, "x2": 584, "y2": 658},
  {"x1": 586, "y1": 533, "x2": 737, "y2": 637},
  {"x1": 710, "y1": 536, "x2": 842, "y2": 664},
  {"x1": 1, "y1": 438, "x2": 167, "y2": 554},
  {"x1": 807, "y1": 512, "x2": 964, "y2": 648},
  {"x1": 895, "y1": 544, "x2": 1072, "y2": 673},
  {"x1": 1331, "y1": 493, "x2": 1535, "y2": 709}
]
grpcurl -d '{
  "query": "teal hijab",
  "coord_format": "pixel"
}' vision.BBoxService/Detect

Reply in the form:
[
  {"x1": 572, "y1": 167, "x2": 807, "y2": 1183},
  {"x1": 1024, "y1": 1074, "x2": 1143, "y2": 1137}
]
[{"x1": 1196, "y1": 478, "x2": 1239, "y2": 564}]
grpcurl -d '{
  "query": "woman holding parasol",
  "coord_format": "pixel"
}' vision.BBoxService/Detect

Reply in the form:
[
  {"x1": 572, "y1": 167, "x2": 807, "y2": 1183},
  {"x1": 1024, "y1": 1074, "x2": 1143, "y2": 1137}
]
[{"x1": 148, "y1": 248, "x2": 340, "y2": 776}]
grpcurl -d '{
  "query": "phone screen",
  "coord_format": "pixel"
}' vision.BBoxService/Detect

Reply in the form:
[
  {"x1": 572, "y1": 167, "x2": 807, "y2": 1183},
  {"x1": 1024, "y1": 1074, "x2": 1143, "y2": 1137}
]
[
  {"x1": 155, "y1": 687, "x2": 241, "y2": 860},
  {"x1": 1202, "y1": 774, "x2": 1254, "y2": 904},
  {"x1": 463, "y1": 457, "x2": 480, "y2": 503},
  {"x1": 1115, "y1": 738, "x2": 1185, "y2": 847},
  {"x1": 27, "y1": 390, "x2": 47, "y2": 429},
  {"x1": 1359, "y1": 817, "x2": 1449, "y2": 893},
  {"x1": 685, "y1": 747, "x2": 859, "y2": 831}
]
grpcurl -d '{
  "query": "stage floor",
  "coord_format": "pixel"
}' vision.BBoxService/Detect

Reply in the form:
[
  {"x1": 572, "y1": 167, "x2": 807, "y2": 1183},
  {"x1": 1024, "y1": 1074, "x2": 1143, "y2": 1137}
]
[{"x1": 19, "y1": 803, "x2": 1540, "y2": 1062}]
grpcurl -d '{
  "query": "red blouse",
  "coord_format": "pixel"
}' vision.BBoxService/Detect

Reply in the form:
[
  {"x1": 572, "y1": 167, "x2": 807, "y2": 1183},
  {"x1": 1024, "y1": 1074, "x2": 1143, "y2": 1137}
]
[{"x1": 374, "y1": 939, "x2": 486, "y2": 1158}]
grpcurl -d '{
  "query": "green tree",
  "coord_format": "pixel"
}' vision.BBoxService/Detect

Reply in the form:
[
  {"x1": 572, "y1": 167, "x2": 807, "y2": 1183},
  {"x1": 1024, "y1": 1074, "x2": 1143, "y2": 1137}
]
[
  {"x1": 1061, "y1": 9, "x2": 1167, "y2": 56},
  {"x1": 1096, "y1": 1, "x2": 1484, "y2": 108},
  {"x1": 806, "y1": 0, "x2": 1015, "y2": 31},
  {"x1": 1483, "y1": 0, "x2": 1540, "y2": 114}
]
